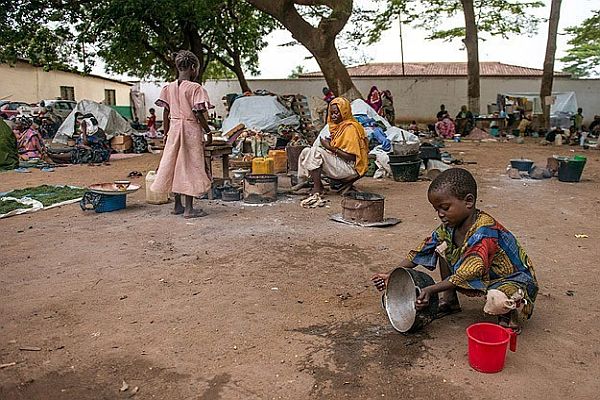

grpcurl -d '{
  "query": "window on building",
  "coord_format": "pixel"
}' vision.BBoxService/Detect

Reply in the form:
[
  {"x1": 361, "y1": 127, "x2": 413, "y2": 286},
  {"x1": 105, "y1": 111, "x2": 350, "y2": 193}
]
[
  {"x1": 104, "y1": 89, "x2": 116, "y2": 106},
  {"x1": 60, "y1": 86, "x2": 75, "y2": 101}
]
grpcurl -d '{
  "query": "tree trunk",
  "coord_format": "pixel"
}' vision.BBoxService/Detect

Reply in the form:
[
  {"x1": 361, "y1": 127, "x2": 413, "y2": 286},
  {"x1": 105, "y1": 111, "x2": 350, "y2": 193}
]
[
  {"x1": 461, "y1": 0, "x2": 480, "y2": 114},
  {"x1": 247, "y1": 0, "x2": 362, "y2": 99},
  {"x1": 232, "y1": 53, "x2": 252, "y2": 93},
  {"x1": 540, "y1": 0, "x2": 563, "y2": 129},
  {"x1": 313, "y1": 39, "x2": 361, "y2": 100}
]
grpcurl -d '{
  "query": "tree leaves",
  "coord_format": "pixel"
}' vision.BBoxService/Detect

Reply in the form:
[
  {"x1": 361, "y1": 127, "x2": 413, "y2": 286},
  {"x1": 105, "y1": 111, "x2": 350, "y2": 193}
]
[
  {"x1": 561, "y1": 9, "x2": 600, "y2": 77},
  {"x1": 357, "y1": 0, "x2": 544, "y2": 46}
]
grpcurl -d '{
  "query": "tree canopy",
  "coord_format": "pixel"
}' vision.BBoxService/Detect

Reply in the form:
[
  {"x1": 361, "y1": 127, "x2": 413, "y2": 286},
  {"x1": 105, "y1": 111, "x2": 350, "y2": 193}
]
[
  {"x1": 1, "y1": 0, "x2": 277, "y2": 91},
  {"x1": 560, "y1": 9, "x2": 600, "y2": 78},
  {"x1": 80, "y1": 0, "x2": 277, "y2": 89},
  {"x1": 362, "y1": 0, "x2": 544, "y2": 45},
  {"x1": 0, "y1": 1, "x2": 79, "y2": 70}
]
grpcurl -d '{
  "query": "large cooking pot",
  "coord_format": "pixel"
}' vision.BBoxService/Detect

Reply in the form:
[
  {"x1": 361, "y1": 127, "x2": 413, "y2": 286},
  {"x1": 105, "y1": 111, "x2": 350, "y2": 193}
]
[{"x1": 383, "y1": 267, "x2": 439, "y2": 333}]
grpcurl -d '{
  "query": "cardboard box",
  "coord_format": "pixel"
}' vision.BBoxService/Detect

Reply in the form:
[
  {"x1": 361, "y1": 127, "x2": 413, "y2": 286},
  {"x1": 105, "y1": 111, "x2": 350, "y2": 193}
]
[
  {"x1": 111, "y1": 143, "x2": 132, "y2": 152},
  {"x1": 111, "y1": 135, "x2": 133, "y2": 146}
]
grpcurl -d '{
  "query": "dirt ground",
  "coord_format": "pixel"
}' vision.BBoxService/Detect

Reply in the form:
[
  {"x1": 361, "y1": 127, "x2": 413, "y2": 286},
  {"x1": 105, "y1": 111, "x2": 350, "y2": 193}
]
[{"x1": 1, "y1": 140, "x2": 599, "y2": 400}]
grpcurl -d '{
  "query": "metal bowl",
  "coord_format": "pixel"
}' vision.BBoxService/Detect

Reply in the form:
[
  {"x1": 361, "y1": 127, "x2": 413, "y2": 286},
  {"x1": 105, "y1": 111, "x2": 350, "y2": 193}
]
[
  {"x1": 510, "y1": 159, "x2": 534, "y2": 172},
  {"x1": 114, "y1": 180, "x2": 131, "y2": 191},
  {"x1": 384, "y1": 268, "x2": 439, "y2": 333}
]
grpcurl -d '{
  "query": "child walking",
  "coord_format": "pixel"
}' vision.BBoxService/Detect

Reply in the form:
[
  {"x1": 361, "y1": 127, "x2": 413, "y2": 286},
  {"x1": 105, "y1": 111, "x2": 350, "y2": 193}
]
[
  {"x1": 151, "y1": 50, "x2": 213, "y2": 219},
  {"x1": 372, "y1": 168, "x2": 538, "y2": 332},
  {"x1": 147, "y1": 108, "x2": 157, "y2": 138}
]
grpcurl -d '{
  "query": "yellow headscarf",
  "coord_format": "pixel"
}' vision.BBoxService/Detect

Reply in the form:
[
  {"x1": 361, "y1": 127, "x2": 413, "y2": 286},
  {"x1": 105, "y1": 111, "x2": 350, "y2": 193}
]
[{"x1": 327, "y1": 97, "x2": 369, "y2": 176}]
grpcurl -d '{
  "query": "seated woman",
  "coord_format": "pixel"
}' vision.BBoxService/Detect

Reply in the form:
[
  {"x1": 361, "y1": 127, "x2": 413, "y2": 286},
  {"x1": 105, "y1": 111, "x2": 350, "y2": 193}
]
[
  {"x1": 435, "y1": 114, "x2": 456, "y2": 139},
  {"x1": 49, "y1": 113, "x2": 111, "y2": 164},
  {"x1": 455, "y1": 105, "x2": 474, "y2": 135},
  {"x1": 296, "y1": 97, "x2": 369, "y2": 195},
  {"x1": 0, "y1": 119, "x2": 19, "y2": 170},
  {"x1": 13, "y1": 117, "x2": 48, "y2": 161}
]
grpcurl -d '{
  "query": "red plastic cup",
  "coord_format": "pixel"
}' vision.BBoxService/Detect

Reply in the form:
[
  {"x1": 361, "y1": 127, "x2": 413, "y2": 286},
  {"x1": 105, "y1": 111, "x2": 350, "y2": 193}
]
[{"x1": 466, "y1": 322, "x2": 517, "y2": 373}]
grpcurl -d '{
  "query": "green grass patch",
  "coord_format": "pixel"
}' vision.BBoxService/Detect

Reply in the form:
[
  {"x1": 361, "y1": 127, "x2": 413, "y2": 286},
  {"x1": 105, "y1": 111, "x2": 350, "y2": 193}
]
[
  {"x1": 0, "y1": 199, "x2": 33, "y2": 214},
  {"x1": 6, "y1": 185, "x2": 86, "y2": 207}
]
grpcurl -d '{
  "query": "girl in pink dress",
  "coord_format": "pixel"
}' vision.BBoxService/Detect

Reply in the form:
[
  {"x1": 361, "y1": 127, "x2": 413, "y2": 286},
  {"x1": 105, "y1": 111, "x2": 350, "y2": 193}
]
[{"x1": 151, "y1": 50, "x2": 213, "y2": 218}]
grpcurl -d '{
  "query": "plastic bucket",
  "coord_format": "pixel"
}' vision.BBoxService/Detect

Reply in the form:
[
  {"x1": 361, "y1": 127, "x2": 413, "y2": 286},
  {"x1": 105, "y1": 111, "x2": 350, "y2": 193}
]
[
  {"x1": 467, "y1": 323, "x2": 517, "y2": 373},
  {"x1": 389, "y1": 160, "x2": 421, "y2": 182},
  {"x1": 558, "y1": 159, "x2": 586, "y2": 182}
]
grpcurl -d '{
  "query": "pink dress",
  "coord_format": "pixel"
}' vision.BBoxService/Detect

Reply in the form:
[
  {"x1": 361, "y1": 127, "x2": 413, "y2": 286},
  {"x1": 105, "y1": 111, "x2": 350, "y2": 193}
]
[{"x1": 151, "y1": 80, "x2": 213, "y2": 197}]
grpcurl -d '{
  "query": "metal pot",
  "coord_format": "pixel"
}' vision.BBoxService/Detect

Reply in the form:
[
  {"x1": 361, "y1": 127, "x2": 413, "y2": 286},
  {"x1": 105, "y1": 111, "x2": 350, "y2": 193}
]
[
  {"x1": 510, "y1": 159, "x2": 534, "y2": 172},
  {"x1": 383, "y1": 267, "x2": 439, "y2": 333},
  {"x1": 392, "y1": 141, "x2": 420, "y2": 156},
  {"x1": 341, "y1": 192, "x2": 385, "y2": 223},
  {"x1": 232, "y1": 169, "x2": 250, "y2": 185},
  {"x1": 243, "y1": 174, "x2": 278, "y2": 203}
]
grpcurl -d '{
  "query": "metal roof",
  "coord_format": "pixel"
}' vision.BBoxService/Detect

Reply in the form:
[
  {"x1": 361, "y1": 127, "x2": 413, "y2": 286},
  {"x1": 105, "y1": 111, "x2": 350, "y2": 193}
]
[{"x1": 299, "y1": 62, "x2": 571, "y2": 78}]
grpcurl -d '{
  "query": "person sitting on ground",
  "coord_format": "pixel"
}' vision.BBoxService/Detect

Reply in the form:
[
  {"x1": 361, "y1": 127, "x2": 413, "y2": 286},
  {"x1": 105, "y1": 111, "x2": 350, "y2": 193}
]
[
  {"x1": 517, "y1": 114, "x2": 532, "y2": 136},
  {"x1": 436, "y1": 104, "x2": 449, "y2": 120},
  {"x1": 567, "y1": 125, "x2": 581, "y2": 145},
  {"x1": 435, "y1": 114, "x2": 455, "y2": 139},
  {"x1": 455, "y1": 105, "x2": 474, "y2": 135},
  {"x1": 541, "y1": 127, "x2": 562, "y2": 145},
  {"x1": 408, "y1": 121, "x2": 419, "y2": 132},
  {"x1": 296, "y1": 97, "x2": 368, "y2": 195},
  {"x1": 0, "y1": 119, "x2": 19, "y2": 170},
  {"x1": 372, "y1": 168, "x2": 538, "y2": 332},
  {"x1": 589, "y1": 115, "x2": 600, "y2": 137},
  {"x1": 13, "y1": 117, "x2": 48, "y2": 162},
  {"x1": 48, "y1": 113, "x2": 111, "y2": 164},
  {"x1": 381, "y1": 90, "x2": 395, "y2": 125}
]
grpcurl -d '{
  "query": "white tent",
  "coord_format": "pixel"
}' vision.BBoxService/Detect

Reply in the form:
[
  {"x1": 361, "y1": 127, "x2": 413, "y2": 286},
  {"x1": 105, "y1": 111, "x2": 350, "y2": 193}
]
[
  {"x1": 53, "y1": 99, "x2": 134, "y2": 144},
  {"x1": 499, "y1": 91, "x2": 578, "y2": 115},
  {"x1": 221, "y1": 95, "x2": 300, "y2": 133}
]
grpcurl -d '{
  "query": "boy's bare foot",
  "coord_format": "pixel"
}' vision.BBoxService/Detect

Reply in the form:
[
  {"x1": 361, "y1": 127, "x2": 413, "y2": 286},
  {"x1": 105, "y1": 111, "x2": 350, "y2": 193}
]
[
  {"x1": 498, "y1": 310, "x2": 522, "y2": 334},
  {"x1": 183, "y1": 209, "x2": 208, "y2": 219}
]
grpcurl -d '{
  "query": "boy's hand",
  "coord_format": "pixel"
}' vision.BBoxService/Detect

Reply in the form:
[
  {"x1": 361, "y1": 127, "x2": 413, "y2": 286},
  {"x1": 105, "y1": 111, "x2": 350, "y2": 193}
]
[
  {"x1": 371, "y1": 273, "x2": 389, "y2": 292},
  {"x1": 415, "y1": 287, "x2": 431, "y2": 310}
]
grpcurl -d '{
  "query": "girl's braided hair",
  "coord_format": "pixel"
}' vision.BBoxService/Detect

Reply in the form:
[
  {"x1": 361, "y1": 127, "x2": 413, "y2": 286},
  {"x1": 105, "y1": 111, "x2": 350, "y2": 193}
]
[{"x1": 175, "y1": 50, "x2": 200, "y2": 72}]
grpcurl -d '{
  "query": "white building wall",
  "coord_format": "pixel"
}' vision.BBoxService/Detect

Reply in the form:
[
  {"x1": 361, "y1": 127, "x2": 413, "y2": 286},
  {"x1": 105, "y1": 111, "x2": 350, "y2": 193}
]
[
  {"x1": 143, "y1": 77, "x2": 600, "y2": 125},
  {"x1": 0, "y1": 61, "x2": 132, "y2": 106}
]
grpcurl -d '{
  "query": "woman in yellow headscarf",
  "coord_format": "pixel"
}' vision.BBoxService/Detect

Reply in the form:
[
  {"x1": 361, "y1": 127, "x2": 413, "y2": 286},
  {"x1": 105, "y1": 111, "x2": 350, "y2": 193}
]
[{"x1": 297, "y1": 97, "x2": 369, "y2": 195}]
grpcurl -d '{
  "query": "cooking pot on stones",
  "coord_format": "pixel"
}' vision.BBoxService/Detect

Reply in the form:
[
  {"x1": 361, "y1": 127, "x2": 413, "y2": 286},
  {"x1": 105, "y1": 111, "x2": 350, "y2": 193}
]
[{"x1": 383, "y1": 267, "x2": 439, "y2": 333}]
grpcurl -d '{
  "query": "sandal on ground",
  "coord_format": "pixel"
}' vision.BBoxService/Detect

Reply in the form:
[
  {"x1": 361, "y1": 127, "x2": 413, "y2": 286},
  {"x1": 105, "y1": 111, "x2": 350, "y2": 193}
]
[
  {"x1": 300, "y1": 193, "x2": 328, "y2": 208},
  {"x1": 435, "y1": 300, "x2": 462, "y2": 319}
]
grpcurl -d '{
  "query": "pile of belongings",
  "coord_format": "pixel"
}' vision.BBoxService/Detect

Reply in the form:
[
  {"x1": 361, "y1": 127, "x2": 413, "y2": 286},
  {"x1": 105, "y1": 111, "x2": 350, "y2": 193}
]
[{"x1": 221, "y1": 95, "x2": 300, "y2": 135}]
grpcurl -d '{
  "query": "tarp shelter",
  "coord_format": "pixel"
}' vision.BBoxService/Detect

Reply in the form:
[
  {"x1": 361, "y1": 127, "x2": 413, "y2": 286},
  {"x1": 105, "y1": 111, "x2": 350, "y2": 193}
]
[
  {"x1": 498, "y1": 92, "x2": 578, "y2": 115},
  {"x1": 221, "y1": 95, "x2": 300, "y2": 134},
  {"x1": 53, "y1": 99, "x2": 134, "y2": 144}
]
